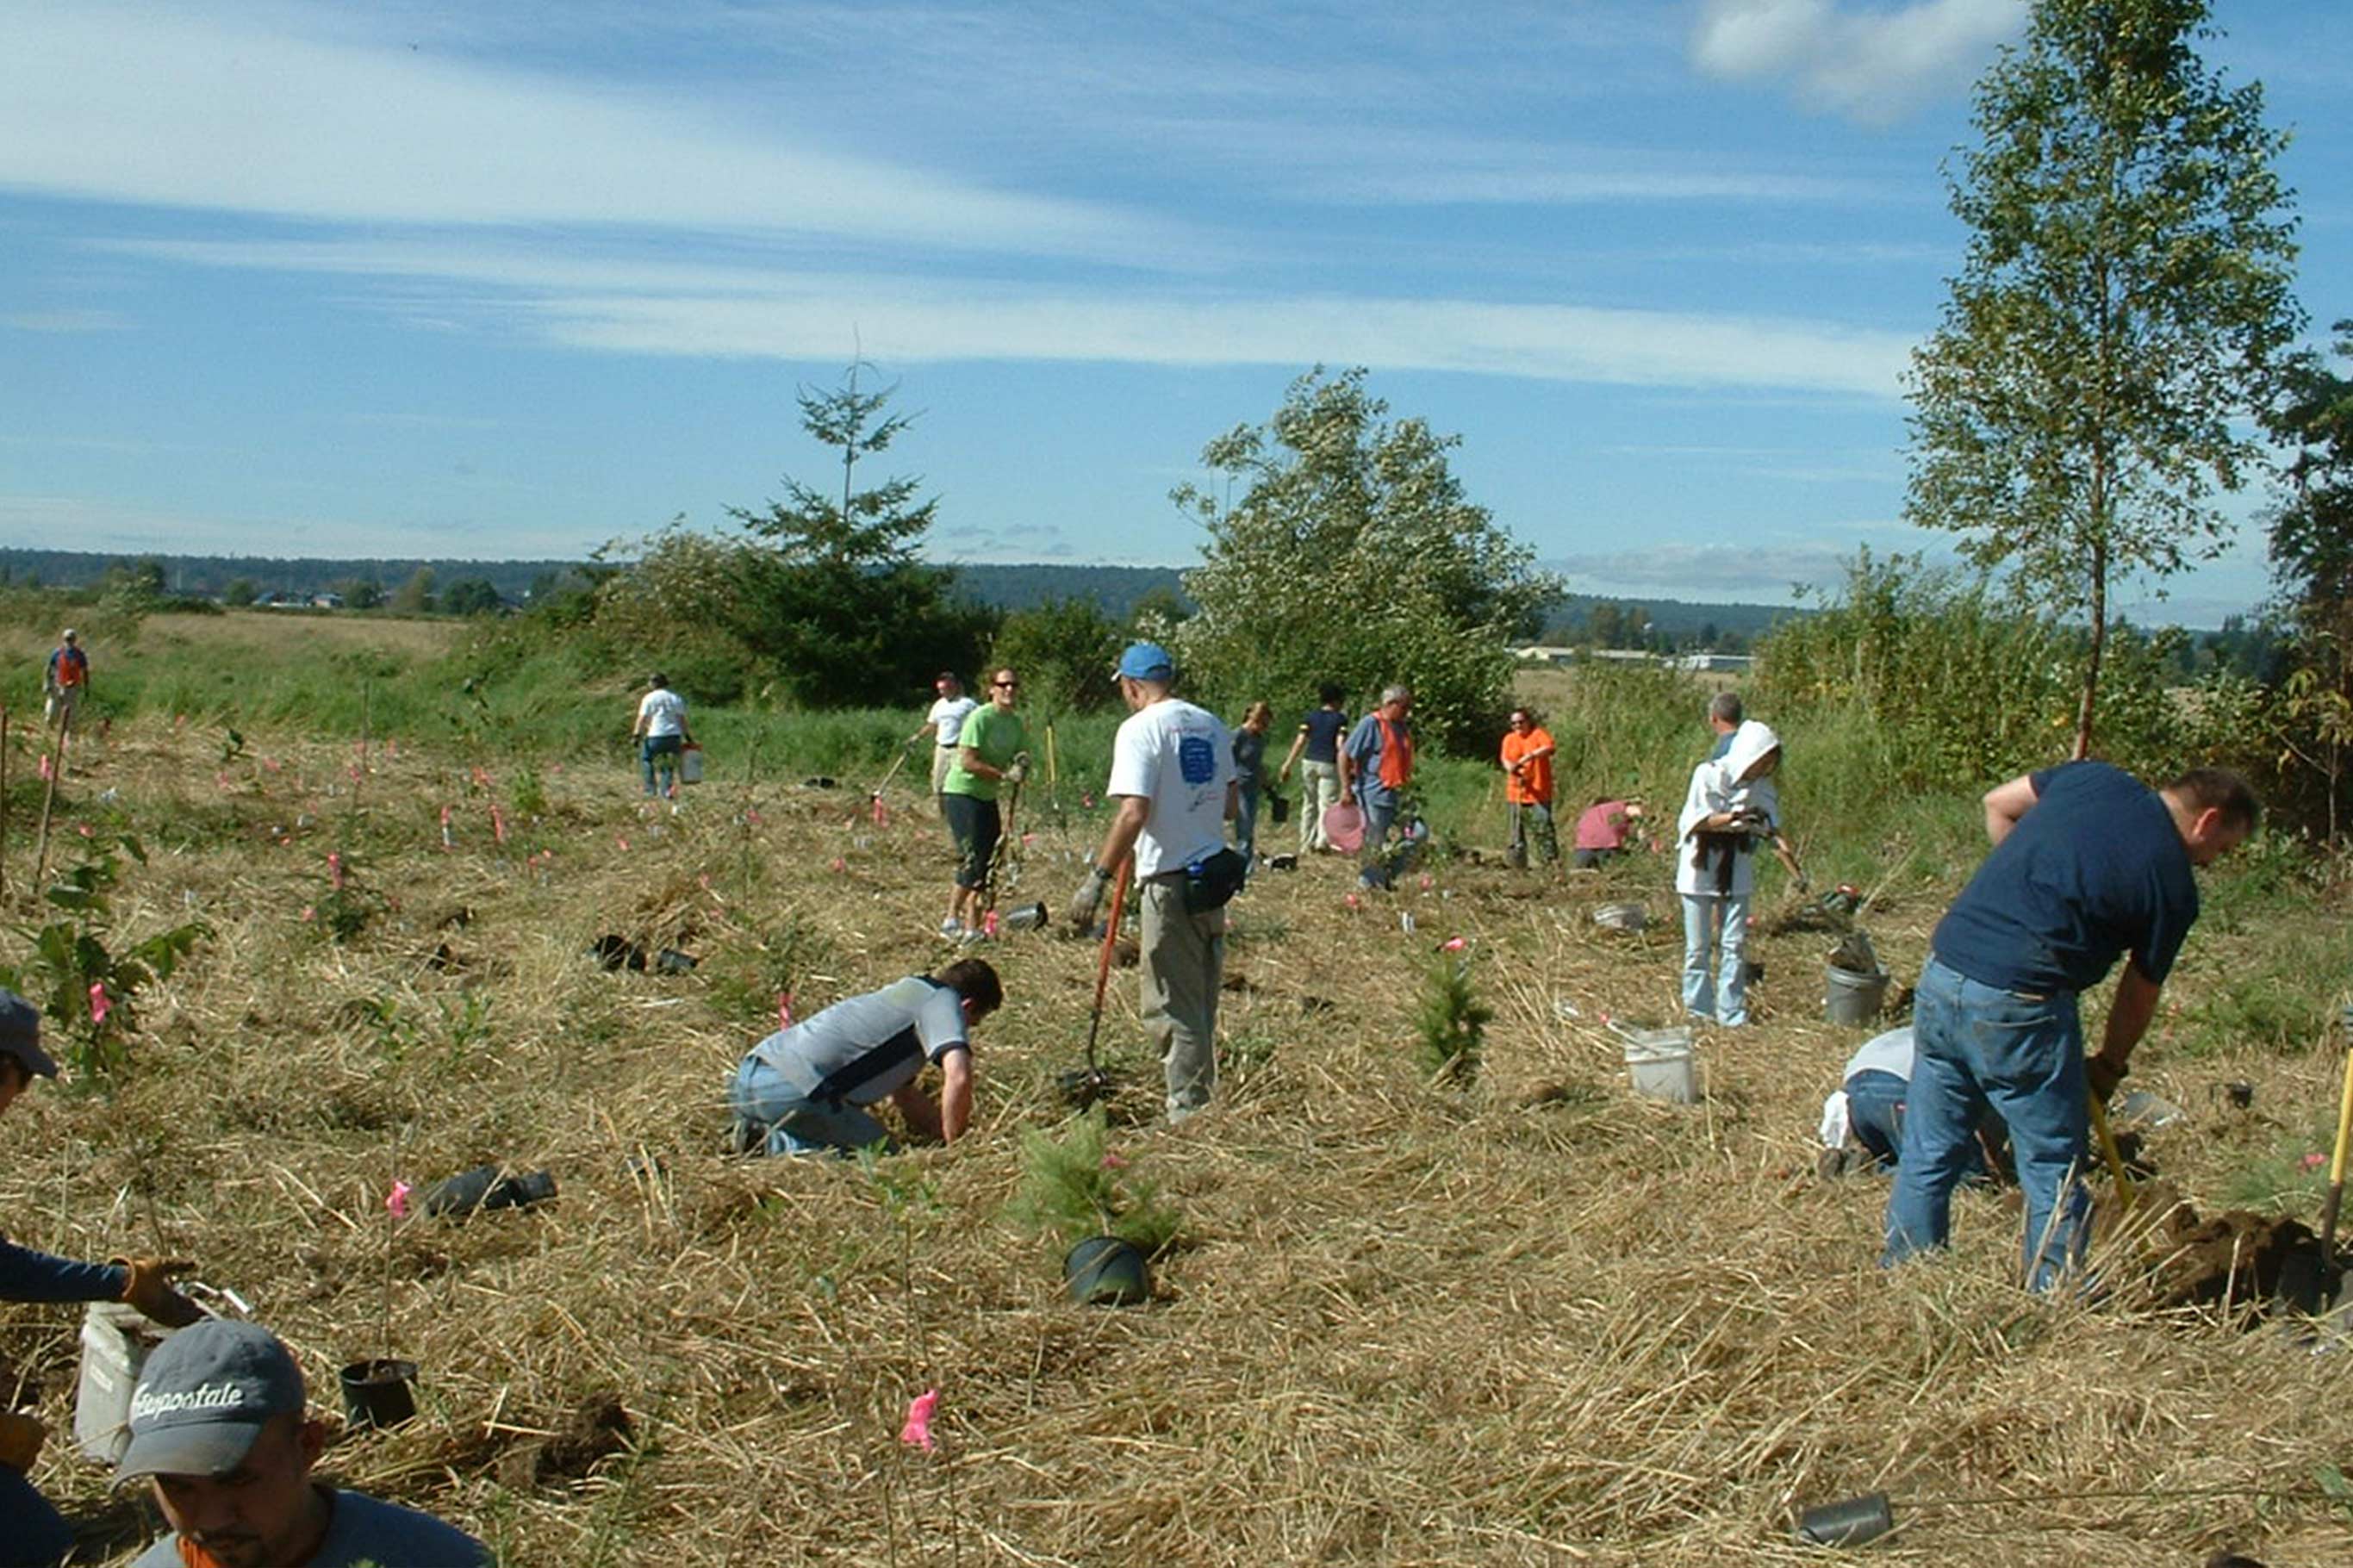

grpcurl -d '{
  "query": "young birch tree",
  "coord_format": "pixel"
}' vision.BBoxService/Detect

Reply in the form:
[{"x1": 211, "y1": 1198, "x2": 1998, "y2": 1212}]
[{"x1": 1906, "y1": 0, "x2": 2300, "y2": 757}]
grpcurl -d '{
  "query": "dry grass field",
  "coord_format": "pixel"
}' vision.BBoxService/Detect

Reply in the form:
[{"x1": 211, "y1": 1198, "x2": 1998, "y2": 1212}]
[{"x1": 3, "y1": 690, "x2": 2353, "y2": 1565}]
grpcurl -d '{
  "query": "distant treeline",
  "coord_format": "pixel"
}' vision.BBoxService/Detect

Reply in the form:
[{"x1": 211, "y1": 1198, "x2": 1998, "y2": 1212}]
[{"x1": 0, "y1": 548, "x2": 1808, "y2": 642}]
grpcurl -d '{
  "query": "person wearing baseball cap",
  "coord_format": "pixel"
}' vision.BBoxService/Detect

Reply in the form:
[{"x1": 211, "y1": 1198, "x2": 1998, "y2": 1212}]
[
  {"x1": 1, "y1": 988, "x2": 209, "y2": 1566},
  {"x1": 116, "y1": 1319, "x2": 487, "y2": 1567},
  {"x1": 1067, "y1": 643, "x2": 1239, "y2": 1124}
]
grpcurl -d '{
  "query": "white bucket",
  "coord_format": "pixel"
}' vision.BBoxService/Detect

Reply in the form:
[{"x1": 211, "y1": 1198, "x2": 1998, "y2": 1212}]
[
  {"x1": 1621, "y1": 1026, "x2": 1699, "y2": 1104},
  {"x1": 678, "y1": 745, "x2": 705, "y2": 785},
  {"x1": 75, "y1": 1302, "x2": 165, "y2": 1464},
  {"x1": 1593, "y1": 901, "x2": 1648, "y2": 931}
]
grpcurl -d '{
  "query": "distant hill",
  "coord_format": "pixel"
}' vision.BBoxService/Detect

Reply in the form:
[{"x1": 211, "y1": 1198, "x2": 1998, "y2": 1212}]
[{"x1": 0, "y1": 547, "x2": 1802, "y2": 644}]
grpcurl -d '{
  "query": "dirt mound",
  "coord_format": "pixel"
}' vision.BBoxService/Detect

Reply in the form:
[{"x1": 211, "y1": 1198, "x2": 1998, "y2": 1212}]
[
  {"x1": 495, "y1": 1392, "x2": 635, "y2": 1490},
  {"x1": 2132, "y1": 1184, "x2": 2325, "y2": 1312}
]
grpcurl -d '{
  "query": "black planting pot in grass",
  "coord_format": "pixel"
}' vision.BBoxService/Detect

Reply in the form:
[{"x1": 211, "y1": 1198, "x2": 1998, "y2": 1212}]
[
  {"x1": 1063, "y1": 1235, "x2": 1151, "y2": 1307},
  {"x1": 339, "y1": 1358, "x2": 419, "y2": 1431}
]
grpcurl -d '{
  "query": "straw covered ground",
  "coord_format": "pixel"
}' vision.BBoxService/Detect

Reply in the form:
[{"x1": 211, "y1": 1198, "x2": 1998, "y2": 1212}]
[{"x1": 4, "y1": 712, "x2": 2353, "y2": 1566}]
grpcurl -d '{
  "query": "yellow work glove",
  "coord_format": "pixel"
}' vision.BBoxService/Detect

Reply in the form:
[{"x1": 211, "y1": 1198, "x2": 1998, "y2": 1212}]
[
  {"x1": 0, "y1": 1410, "x2": 46, "y2": 1472},
  {"x1": 113, "y1": 1256, "x2": 205, "y2": 1328}
]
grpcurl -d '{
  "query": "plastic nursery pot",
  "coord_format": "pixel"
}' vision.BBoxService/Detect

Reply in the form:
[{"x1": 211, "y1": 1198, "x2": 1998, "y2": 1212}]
[
  {"x1": 1063, "y1": 1235, "x2": 1152, "y2": 1307},
  {"x1": 1795, "y1": 1491, "x2": 1895, "y2": 1547},
  {"x1": 1000, "y1": 902, "x2": 1049, "y2": 931},
  {"x1": 420, "y1": 1166, "x2": 558, "y2": 1219},
  {"x1": 339, "y1": 1358, "x2": 420, "y2": 1432},
  {"x1": 1055, "y1": 1068, "x2": 1115, "y2": 1110}
]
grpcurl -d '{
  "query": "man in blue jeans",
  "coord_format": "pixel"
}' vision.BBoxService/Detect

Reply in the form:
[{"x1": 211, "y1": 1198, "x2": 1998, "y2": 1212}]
[
  {"x1": 1883, "y1": 764, "x2": 2257, "y2": 1290},
  {"x1": 727, "y1": 960, "x2": 999, "y2": 1156}
]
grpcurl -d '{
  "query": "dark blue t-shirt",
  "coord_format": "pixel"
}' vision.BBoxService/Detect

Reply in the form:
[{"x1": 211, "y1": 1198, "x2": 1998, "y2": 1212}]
[
  {"x1": 1932, "y1": 762, "x2": 2197, "y2": 996},
  {"x1": 1299, "y1": 708, "x2": 1347, "y2": 765}
]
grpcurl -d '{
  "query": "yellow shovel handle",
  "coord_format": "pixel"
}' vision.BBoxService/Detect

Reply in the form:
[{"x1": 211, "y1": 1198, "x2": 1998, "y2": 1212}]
[{"x1": 2088, "y1": 1092, "x2": 2134, "y2": 1211}]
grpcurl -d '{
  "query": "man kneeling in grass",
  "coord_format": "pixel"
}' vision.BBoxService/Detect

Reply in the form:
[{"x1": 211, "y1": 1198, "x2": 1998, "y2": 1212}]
[{"x1": 726, "y1": 959, "x2": 1001, "y2": 1156}]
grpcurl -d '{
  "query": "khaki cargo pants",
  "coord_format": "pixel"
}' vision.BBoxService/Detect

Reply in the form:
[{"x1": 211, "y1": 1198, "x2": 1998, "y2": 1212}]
[{"x1": 1138, "y1": 876, "x2": 1224, "y2": 1121}]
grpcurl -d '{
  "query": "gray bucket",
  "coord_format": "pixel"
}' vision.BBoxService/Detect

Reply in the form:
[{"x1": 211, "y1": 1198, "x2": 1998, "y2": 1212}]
[{"x1": 1824, "y1": 963, "x2": 1889, "y2": 1025}]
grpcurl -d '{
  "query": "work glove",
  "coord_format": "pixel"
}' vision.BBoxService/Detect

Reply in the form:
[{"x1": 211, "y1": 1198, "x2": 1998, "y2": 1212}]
[
  {"x1": 1793, "y1": 872, "x2": 1812, "y2": 894},
  {"x1": 2086, "y1": 1053, "x2": 2129, "y2": 1105},
  {"x1": 1067, "y1": 865, "x2": 1111, "y2": 930},
  {"x1": 1005, "y1": 752, "x2": 1030, "y2": 786},
  {"x1": 0, "y1": 1411, "x2": 45, "y2": 1473},
  {"x1": 114, "y1": 1256, "x2": 205, "y2": 1328}
]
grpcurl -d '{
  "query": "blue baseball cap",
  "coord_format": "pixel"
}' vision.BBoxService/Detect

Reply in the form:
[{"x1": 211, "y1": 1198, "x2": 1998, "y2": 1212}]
[
  {"x1": 0, "y1": 988, "x2": 57, "y2": 1080},
  {"x1": 1116, "y1": 642, "x2": 1175, "y2": 681},
  {"x1": 115, "y1": 1320, "x2": 305, "y2": 1484}
]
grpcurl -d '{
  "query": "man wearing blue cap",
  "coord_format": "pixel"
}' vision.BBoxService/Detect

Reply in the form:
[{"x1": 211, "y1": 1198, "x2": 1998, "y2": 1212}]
[
  {"x1": 115, "y1": 1318, "x2": 488, "y2": 1567},
  {"x1": 1068, "y1": 644, "x2": 1238, "y2": 1123},
  {"x1": 0, "y1": 989, "x2": 204, "y2": 1568}
]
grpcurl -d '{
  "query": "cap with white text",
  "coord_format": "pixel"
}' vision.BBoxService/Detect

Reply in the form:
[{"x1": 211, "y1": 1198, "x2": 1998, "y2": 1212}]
[{"x1": 114, "y1": 1320, "x2": 304, "y2": 1485}]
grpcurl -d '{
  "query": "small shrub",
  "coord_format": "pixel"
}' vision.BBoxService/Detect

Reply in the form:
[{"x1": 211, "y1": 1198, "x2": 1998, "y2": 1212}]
[
  {"x1": 1411, "y1": 951, "x2": 1491, "y2": 1086},
  {"x1": 1007, "y1": 1109, "x2": 1182, "y2": 1254}
]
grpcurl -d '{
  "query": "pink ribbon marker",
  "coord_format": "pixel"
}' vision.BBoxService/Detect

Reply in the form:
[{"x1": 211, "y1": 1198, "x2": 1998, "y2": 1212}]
[
  {"x1": 617, "y1": 836, "x2": 630, "y2": 851},
  {"x1": 38, "y1": 755, "x2": 53, "y2": 781},
  {"x1": 1442, "y1": 936, "x2": 1467, "y2": 951},
  {"x1": 777, "y1": 992, "x2": 794, "y2": 1029},
  {"x1": 871, "y1": 796, "x2": 887, "y2": 826},
  {"x1": 327, "y1": 851, "x2": 346, "y2": 890},
  {"x1": 491, "y1": 805, "x2": 507, "y2": 845},
  {"x1": 440, "y1": 804, "x2": 455, "y2": 850},
  {"x1": 983, "y1": 910, "x2": 1000, "y2": 937},
  {"x1": 899, "y1": 1390, "x2": 939, "y2": 1453},
  {"x1": 830, "y1": 856, "x2": 847, "y2": 874},
  {"x1": 386, "y1": 1180, "x2": 413, "y2": 1220},
  {"x1": 88, "y1": 984, "x2": 110, "y2": 1024}
]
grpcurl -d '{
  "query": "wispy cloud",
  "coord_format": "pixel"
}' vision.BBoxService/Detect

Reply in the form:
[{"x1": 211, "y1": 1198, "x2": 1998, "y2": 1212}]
[
  {"x1": 1690, "y1": 0, "x2": 2026, "y2": 125},
  {"x1": 1, "y1": 308, "x2": 129, "y2": 333},
  {"x1": 98, "y1": 235, "x2": 1913, "y2": 395},
  {"x1": 0, "y1": 2, "x2": 1173, "y2": 264},
  {"x1": 1552, "y1": 541, "x2": 1863, "y2": 598}
]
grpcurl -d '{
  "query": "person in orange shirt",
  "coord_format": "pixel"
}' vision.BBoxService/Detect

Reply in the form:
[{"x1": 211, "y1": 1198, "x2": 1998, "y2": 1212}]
[{"x1": 1499, "y1": 707, "x2": 1559, "y2": 869}]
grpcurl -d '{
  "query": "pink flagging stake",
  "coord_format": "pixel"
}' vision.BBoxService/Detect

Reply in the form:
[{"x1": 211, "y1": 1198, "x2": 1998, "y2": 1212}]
[
  {"x1": 1442, "y1": 936, "x2": 1467, "y2": 951},
  {"x1": 777, "y1": 992, "x2": 794, "y2": 1030},
  {"x1": 88, "y1": 984, "x2": 110, "y2": 1024},
  {"x1": 328, "y1": 851, "x2": 346, "y2": 890},
  {"x1": 385, "y1": 1180, "x2": 414, "y2": 1220},
  {"x1": 899, "y1": 1390, "x2": 939, "y2": 1453},
  {"x1": 440, "y1": 804, "x2": 455, "y2": 851},
  {"x1": 491, "y1": 805, "x2": 507, "y2": 845}
]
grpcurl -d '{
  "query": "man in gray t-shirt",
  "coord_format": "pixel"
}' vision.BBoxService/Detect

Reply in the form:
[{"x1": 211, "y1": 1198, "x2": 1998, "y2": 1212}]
[
  {"x1": 117, "y1": 1319, "x2": 489, "y2": 1568},
  {"x1": 728, "y1": 959, "x2": 1003, "y2": 1155}
]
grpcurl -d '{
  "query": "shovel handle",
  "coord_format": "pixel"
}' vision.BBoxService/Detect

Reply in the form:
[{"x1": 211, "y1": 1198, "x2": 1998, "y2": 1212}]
[
  {"x1": 2088, "y1": 1092, "x2": 2134, "y2": 1212},
  {"x1": 1083, "y1": 861, "x2": 1131, "y2": 1070},
  {"x1": 2319, "y1": 1041, "x2": 2353, "y2": 1258}
]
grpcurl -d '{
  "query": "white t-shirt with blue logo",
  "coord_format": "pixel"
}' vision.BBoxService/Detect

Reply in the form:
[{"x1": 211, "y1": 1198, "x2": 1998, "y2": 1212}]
[{"x1": 1107, "y1": 697, "x2": 1234, "y2": 879}]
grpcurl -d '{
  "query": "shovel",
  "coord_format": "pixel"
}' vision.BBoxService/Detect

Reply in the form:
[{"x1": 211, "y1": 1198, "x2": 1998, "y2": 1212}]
[
  {"x1": 2294, "y1": 1012, "x2": 2353, "y2": 1311},
  {"x1": 847, "y1": 746, "x2": 912, "y2": 825},
  {"x1": 1058, "y1": 859, "x2": 1130, "y2": 1108}
]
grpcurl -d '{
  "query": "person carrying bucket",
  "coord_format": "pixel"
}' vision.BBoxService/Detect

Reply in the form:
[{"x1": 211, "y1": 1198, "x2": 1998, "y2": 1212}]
[
  {"x1": 0, "y1": 989, "x2": 205, "y2": 1567},
  {"x1": 1067, "y1": 643, "x2": 1238, "y2": 1125},
  {"x1": 1883, "y1": 765, "x2": 2257, "y2": 1291},
  {"x1": 1273, "y1": 683, "x2": 1348, "y2": 854},
  {"x1": 629, "y1": 672, "x2": 694, "y2": 800},
  {"x1": 43, "y1": 629, "x2": 88, "y2": 729},
  {"x1": 1674, "y1": 720, "x2": 1805, "y2": 1027},
  {"x1": 1337, "y1": 685, "x2": 1416, "y2": 889}
]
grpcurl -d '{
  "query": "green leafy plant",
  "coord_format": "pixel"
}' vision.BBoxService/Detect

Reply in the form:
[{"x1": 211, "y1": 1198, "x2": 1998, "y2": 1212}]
[
  {"x1": 0, "y1": 835, "x2": 208, "y2": 1080},
  {"x1": 1412, "y1": 950, "x2": 1491, "y2": 1086},
  {"x1": 1007, "y1": 1109, "x2": 1182, "y2": 1255}
]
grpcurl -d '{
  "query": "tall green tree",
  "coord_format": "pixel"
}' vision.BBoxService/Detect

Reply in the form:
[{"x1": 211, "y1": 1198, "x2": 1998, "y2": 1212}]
[
  {"x1": 725, "y1": 363, "x2": 989, "y2": 706},
  {"x1": 1906, "y1": 0, "x2": 2301, "y2": 758},
  {"x1": 1172, "y1": 367, "x2": 1559, "y2": 750},
  {"x1": 2263, "y1": 320, "x2": 2353, "y2": 835}
]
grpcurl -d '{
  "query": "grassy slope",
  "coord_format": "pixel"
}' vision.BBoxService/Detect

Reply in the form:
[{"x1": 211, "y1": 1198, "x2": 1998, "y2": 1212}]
[{"x1": 1, "y1": 615, "x2": 2350, "y2": 1565}]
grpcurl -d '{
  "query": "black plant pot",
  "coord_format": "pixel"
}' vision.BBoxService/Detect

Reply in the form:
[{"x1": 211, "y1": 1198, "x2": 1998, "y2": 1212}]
[
  {"x1": 1063, "y1": 1235, "x2": 1151, "y2": 1307},
  {"x1": 339, "y1": 1358, "x2": 419, "y2": 1431},
  {"x1": 1796, "y1": 1491, "x2": 1895, "y2": 1546},
  {"x1": 420, "y1": 1166, "x2": 558, "y2": 1218}
]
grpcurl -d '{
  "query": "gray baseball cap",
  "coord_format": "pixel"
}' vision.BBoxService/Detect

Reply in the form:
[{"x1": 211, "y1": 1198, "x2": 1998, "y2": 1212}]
[
  {"x1": 0, "y1": 989, "x2": 58, "y2": 1080},
  {"x1": 115, "y1": 1321, "x2": 306, "y2": 1484}
]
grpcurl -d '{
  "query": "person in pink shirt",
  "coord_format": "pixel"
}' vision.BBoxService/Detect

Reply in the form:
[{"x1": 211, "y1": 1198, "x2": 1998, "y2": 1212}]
[{"x1": 1572, "y1": 796, "x2": 1644, "y2": 869}]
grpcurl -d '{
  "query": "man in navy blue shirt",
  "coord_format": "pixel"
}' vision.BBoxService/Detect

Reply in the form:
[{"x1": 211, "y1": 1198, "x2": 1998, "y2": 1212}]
[{"x1": 1883, "y1": 764, "x2": 2257, "y2": 1289}]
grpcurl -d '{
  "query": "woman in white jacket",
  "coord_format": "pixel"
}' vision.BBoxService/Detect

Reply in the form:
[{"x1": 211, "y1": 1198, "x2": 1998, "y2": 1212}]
[{"x1": 1676, "y1": 720, "x2": 1805, "y2": 1025}]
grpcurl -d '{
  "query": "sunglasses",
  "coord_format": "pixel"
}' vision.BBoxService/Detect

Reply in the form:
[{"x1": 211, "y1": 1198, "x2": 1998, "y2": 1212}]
[{"x1": 993, "y1": 680, "x2": 1019, "y2": 688}]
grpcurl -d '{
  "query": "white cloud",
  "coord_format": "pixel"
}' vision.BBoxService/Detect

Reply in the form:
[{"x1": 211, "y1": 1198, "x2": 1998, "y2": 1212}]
[
  {"x1": 1690, "y1": 0, "x2": 2026, "y2": 124},
  {"x1": 1553, "y1": 541, "x2": 1859, "y2": 597},
  {"x1": 1, "y1": 308, "x2": 129, "y2": 333},
  {"x1": 0, "y1": 2, "x2": 1172, "y2": 264},
  {"x1": 98, "y1": 234, "x2": 1912, "y2": 396}
]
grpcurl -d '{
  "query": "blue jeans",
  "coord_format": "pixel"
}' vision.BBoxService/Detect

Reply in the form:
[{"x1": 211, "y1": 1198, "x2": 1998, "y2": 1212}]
[
  {"x1": 1234, "y1": 779, "x2": 1261, "y2": 874},
  {"x1": 641, "y1": 734, "x2": 682, "y2": 796},
  {"x1": 728, "y1": 1054, "x2": 893, "y2": 1157},
  {"x1": 1884, "y1": 956, "x2": 2088, "y2": 1290},
  {"x1": 1844, "y1": 1068, "x2": 1909, "y2": 1169},
  {"x1": 0, "y1": 1468, "x2": 72, "y2": 1568},
  {"x1": 1680, "y1": 893, "x2": 1751, "y2": 1025}
]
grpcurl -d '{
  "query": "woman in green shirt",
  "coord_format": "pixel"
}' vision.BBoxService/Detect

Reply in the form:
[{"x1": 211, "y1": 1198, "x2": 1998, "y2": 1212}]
[{"x1": 938, "y1": 667, "x2": 1030, "y2": 938}]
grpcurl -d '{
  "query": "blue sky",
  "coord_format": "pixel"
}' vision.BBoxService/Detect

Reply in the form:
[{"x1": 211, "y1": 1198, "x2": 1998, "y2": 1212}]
[{"x1": 1, "y1": 0, "x2": 2346, "y2": 625}]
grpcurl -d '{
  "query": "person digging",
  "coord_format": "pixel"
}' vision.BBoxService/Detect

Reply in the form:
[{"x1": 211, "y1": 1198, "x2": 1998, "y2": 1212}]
[{"x1": 0, "y1": 989, "x2": 206, "y2": 1568}]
